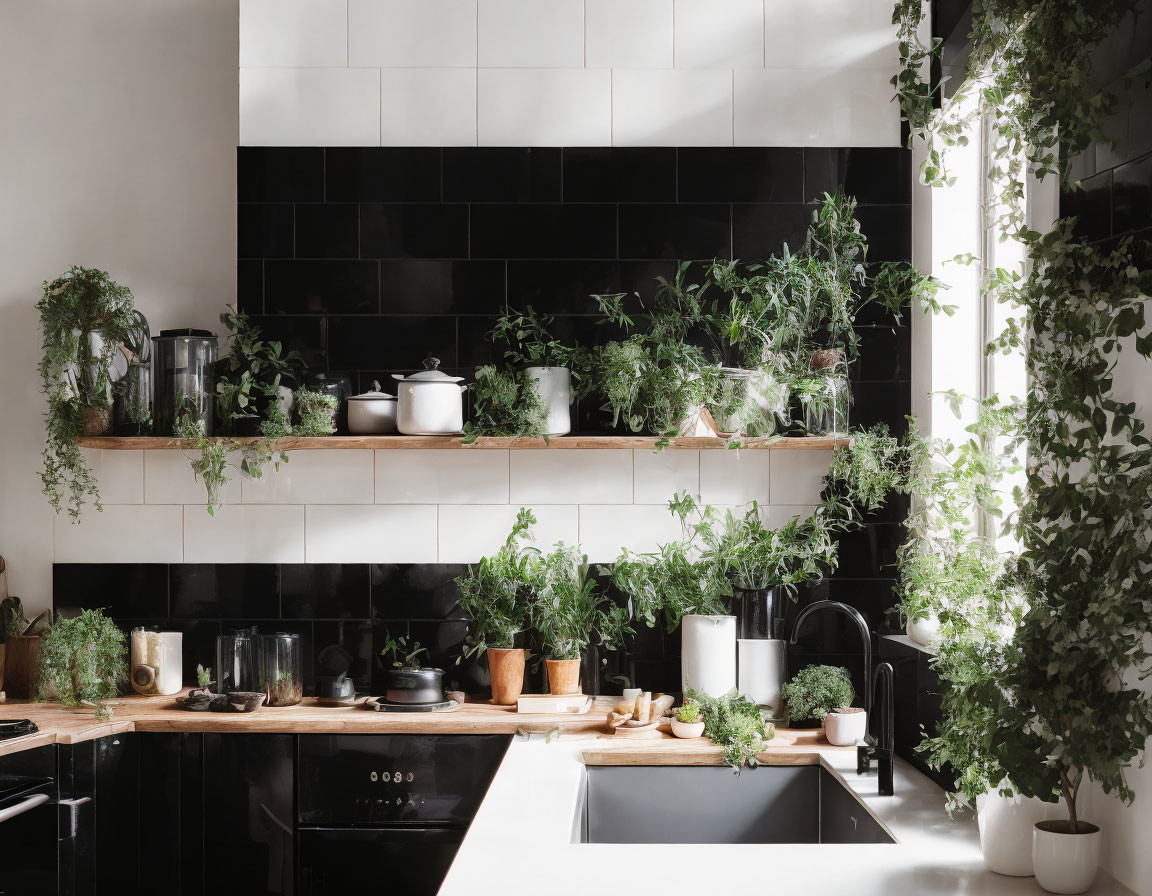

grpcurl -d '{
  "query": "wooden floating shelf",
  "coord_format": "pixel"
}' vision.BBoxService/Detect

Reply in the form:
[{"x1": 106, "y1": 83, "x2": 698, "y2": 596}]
[{"x1": 77, "y1": 435, "x2": 850, "y2": 451}]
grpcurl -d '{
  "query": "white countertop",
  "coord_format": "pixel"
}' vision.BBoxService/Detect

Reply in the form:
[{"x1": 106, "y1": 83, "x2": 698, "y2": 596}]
[{"x1": 442, "y1": 733, "x2": 1137, "y2": 896}]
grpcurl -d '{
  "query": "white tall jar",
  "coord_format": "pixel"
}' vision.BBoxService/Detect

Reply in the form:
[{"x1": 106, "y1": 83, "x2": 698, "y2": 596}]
[
  {"x1": 737, "y1": 638, "x2": 786, "y2": 714},
  {"x1": 525, "y1": 366, "x2": 571, "y2": 436},
  {"x1": 681, "y1": 615, "x2": 736, "y2": 697}
]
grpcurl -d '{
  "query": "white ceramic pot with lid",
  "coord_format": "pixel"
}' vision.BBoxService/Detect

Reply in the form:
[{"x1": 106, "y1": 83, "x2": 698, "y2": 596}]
[
  {"x1": 347, "y1": 380, "x2": 397, "y2": 434},
  {"x1": 393, "y1": 358, "x2": 467, "y2": 435}
]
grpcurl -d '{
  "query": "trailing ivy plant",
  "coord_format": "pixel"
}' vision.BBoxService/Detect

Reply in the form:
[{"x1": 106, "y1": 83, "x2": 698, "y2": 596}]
[
  {"x1": 36, "y1": 609, "x2": 127, "y2": 720},
  {"x1": 38, "y1": 266, "x2": 137, "y2": 519},
  {"x1": 462, "y1": 365, "x2": 549, "y2": 443}
]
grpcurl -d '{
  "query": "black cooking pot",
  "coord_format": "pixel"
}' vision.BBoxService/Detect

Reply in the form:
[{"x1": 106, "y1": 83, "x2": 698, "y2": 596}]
[{"x1": 385, "y1": 668, "x2": 445, "y2": 705}]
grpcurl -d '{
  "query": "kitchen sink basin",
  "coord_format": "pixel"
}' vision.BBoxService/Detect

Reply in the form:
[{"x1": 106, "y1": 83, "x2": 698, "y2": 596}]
[{"x1": 580, "y1": 765, "x2": 895, "y2": 845}]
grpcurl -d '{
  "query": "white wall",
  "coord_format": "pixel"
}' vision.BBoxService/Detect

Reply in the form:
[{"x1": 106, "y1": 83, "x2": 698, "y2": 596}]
[{"x1": 238, "y1": 0, "x2": 902, "y2": 146}]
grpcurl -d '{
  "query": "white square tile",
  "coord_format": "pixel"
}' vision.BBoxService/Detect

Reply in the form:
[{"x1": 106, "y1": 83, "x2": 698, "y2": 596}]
[
  {"x1": 612, "y1": 69, "x2": 732, "y2": 146},
  {"x1": 242, "y1": 450, "x2": 374, "y2": 504},
  {"x1": 438, "y1": 505, "x2": 579, "y2": 563},
  {"x1": 509, "y1": 449, "x2": 632, "y2": 504},
  {"x1": 80, "y1": 449, "x2": 143, "y2": 504},
  {"x1": 54, "y1": 506, "x2": 182, "y2": 563},
  {"x1": 240, "y1": 68, "x2": 380, "y2": 146},
  {"x1": 145, "y1": 450, "x2": 242, "y2": 506},
  {"x1": 733, "y1": 68, "x2": 899, "y2": 146},
  {"x1": 699, "y1": 449, "x2": 771, "y2": 506},
  {"x1": 579, "y1": 504, "x2": 686, "y2": 562},
  {"x1": 764, "y1": 0, "x2": 897, "y2": 69},
  {"x1": 349, "y1": 0, "x2": 477, "y2": 67},
  {"x1": 763, "y1": 504, "x2": 817, "y2": 528},
  {"x1": 768, "y1": 449, "x2": 834, "y2": 504},
  {"x1": 306, "y1": 505, "x2": 439, "y2": 562},
  {"x1": 586, "y1": 0, "x2": 673, "y2": 68},
  {"x1": 675, "y1": 0, "x2": 763, "y2": 68},
  {"x1": 380, "y1": 69, "x2": 477, "y2": 146},
  {"x1": 240, "y1": 0, "x2": 348, "y2": 67},
  {"x1": 633, "y1": 449, "x2": 699, "y2": 504},
  {"x1": 477, "y1": 0, "x2": 584, "y2": 68},
  {"x1": 478, "y1": 69, "x2": 612, "y2": 146},
  {"x1": 183, "y1": 504, "x2": 305, "y2": 563},
  {"x1": 376, "y1": 450, "x2": 508, "y2": 503}
]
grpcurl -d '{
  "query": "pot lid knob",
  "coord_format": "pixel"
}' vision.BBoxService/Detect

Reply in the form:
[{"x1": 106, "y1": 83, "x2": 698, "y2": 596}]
[{"x1": 424, "y1": 356, "x2": 441, "y2": 371}]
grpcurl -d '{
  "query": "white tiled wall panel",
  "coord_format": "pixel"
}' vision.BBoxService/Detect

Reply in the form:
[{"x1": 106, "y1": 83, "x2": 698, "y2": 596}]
[
  {"x1": 633, "y1": 449, "x2": 699, "y2": 504},
  {"x1": 509, "y1": 449, "x2": 632, "y2": 504},
  {"x1": 674, "y1": 0, "x2": 764, "y2": 69},
  {"x1": 240, "y1": 0, "x2": 348, "y2": 68},
  {"x1": 306, "y1": 504, "x2": 439, "y2": 562},
  {"x1": 54, "y1": 505, "x2": 183, "y2": 564},
  {"x1": 699, "y1": 449, "x2": 771, "y2": 506},
  {"x1": 183, "y1": 504, "x2": 306, "y2": 563},
  {"x1": 611, "y1": 69, "x2": 733, "y2": 146},
  {"x1": 349, "y1": 0, "x2": 477, "y2": 68},
  {"x1": 240, "y1": 68, "x2": 380, "y2": 146},
  {"x1": 380, "y1": 69, "x2": 477, "y2": 145},
  {"x1": 768, "y1": 449, "x2": 834, "y2": 504},
  {"x1": 438, "y1": 504, "x2": 579, "y2": 562},
  {"x1": 375, "y1": 450, "x2": 509, "y2": 503},
  {"x1": 145, "y1": 450, "x2": 242, "y2": 506},
  {"x1": 477, "y1": 69, "x2": 611, "y2": 145},
  {"x1": 764, "y1": 0, "x2": 899, "y2": 69},
  {"x1": 477, "y1": 0, "x2": 585, "y2": 68},
  {"x1": 579, "y1": 504, "x2": 686, "y2": 562},
  {"x1": 585, "y1": 0, "x2": 673, "y2": 69},
  {"x1": 242, "y1": 450, "x2": 374, "y2": 504},
  {"x1": 81, "y1": 448, "x2": 143, "y2": 504}
]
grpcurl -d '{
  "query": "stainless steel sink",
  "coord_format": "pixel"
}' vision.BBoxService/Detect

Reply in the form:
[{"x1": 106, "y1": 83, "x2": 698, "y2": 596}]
[{"x1": 581, "y1": 765, "x2": 895, "y2": 845}]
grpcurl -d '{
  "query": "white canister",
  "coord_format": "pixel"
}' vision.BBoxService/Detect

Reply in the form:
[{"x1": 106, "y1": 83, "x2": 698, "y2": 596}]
[
  {"x1": 393, "y1": 358, "x2": 467, "y2": 435},
  {"x1": 347, "y1": 380, "x2": 398, "y2": 434},
  {"x1": 737, "y1": 638, "x2": 786, "y2": 715},
  {"x1": 681, "y1": 615, "x2": 736, "y2": 698},
  {"x1": 1033, "y1": 820, "x2": 1101, "y2": 894},
  {"x1": 524, "y1": 366, "x2": 572, "y2": 436},
  {"x1": 130, "y1": 629, "x2": 183, "y2": 696},
  {"x1": 977, "y1": 784, "x2": 1055, "y2": 877}
]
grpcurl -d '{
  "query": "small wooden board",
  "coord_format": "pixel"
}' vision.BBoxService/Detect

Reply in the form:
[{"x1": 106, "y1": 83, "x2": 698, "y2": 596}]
[{"x1": 516, "y1": 694, "x2": 593, "y2": 714}]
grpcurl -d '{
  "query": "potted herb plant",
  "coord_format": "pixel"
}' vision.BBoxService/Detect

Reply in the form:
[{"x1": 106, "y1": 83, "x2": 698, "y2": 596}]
[
  {"x1": 687, "y1": 689, "x2": 775, "y2": 769},
  {"x1": 670, "y1": 699, "x2": 705, "y2": 739},
  {"x1": 35, "y1": 609, "x2": 127, "y2": 721},
  {"x1": 292, "y1": 388, "x2": 338, "y2": 436},
  {"x1": 487, "y1": 307, "x2": 578, "y2": 436},
  {"x1": 462, "y1": 364, "x2": 549, "y2": 443},
  {"x1": 215, "y1": 306, "x2": 304, "y2": 437},
  {"x1": 455, "y1": 509, "x2": 538, "y2": 705},
  {"x1": 781, "y1": 664, "x2": 854, "y2": 731}
]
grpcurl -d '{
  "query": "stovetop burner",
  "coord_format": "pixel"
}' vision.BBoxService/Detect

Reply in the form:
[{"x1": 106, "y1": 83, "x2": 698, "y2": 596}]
[{"x1": 0, "y1": 720, "x2": 38, "y2": 740}]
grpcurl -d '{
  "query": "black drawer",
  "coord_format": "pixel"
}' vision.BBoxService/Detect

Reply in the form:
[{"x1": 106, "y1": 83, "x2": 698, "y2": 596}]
[
  {"x1": 299, "y1": 827, "x2": 462, "y2": 896},
  {"x1": 297, "y1": 734, "x2": 508, "y2": 826}
]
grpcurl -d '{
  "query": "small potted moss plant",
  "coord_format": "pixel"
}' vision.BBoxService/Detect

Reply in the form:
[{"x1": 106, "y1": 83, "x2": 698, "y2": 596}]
[
  {"x1": 781, "y1": 664, "x2": 855, "y2": 733},
  {"x1": 35, "y1": 609, "x2": 127, "y2": 720},
  {"x1": 671, "y1": 699, "x2": 705, "y2": 738},
  {"x1": 293, "y1": 388, "x2": 338, "y2": 436}
]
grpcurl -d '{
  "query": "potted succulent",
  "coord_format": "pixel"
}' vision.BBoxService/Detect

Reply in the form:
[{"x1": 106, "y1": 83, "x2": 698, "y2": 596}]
[
  {"x1": 379, "y1": 636, "x2": 444, "y2": 705},
  {"x1": 781, "y1": 664, "x2": 854, "y2": 731},
  {"x1": 487, "y1": 307, "x2": 578, "y2": 437},
  {"x1": 670, "y1": 699, "x2": 705, "y2": 738},
  {"x1": 35, "y1": 609, "x2": 127, "y2": 721},
  {"x1": 455, "y1": 509, "x2": 538, "y2": 705}
]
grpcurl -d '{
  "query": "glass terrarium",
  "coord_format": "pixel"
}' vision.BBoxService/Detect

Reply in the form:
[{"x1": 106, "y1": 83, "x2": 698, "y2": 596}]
[
  {"x1": 113, "y1": 310, "x2": 153, "y2": 435},
  {"x1": 152, "y1": 329, "x2": 218, "y2": 436},
  {"x1": 216, "y1": 628, "x2": 260, "y2": 694},
  {"x1": 260, "y1": 632, "x2": 303, "y2": 706}
]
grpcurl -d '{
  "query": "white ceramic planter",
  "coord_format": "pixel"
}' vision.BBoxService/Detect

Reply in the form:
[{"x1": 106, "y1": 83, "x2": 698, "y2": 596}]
[
  {"x1": 525, "y1": 366, "x2": 571, "y2": 436},
  {"x1": 670, "y1": 718, "x2": 706, "y2": 738},
  {"x1": 737, "y1": 638, "x2": 786, "y2": 715},
  {"x1": 906, "y1": 612, "x2": 941, "y2": 647},
  {"x1": 1033, "y1": 821, "x2": 1101, "y2": 894},
  {"x1": 976, "y1": 785, "x2": 1053, "y2": 876},
  {"x1": 681, "y1": 614, "x2": 736, "y2": 698},
  {"x1": 823, "y1": 708, "x2": 867, "y2": 746}
]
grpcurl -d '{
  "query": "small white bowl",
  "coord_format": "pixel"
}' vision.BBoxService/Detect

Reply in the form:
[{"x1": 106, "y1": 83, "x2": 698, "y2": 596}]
[{"x1": 671, "y1": 718, "x2": 706, "y2": 738}]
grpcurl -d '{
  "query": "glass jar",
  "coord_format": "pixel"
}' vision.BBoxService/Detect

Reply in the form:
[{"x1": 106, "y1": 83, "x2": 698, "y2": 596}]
[
  {"x1": 216, "y1": 628, "x2": 260, "y2": 694},
  {"x1": 152, "y1": 329, "x2": 218, "y2": 436},
  {"x1": 260, "y1": 632, "x2": 303, "y2": 706},
  {"x1": 308, "y1": 372, "x2": 352, "y2": 434},
  {"x1": 803, "y1": 350, "x2": 852, "y2": 436}
]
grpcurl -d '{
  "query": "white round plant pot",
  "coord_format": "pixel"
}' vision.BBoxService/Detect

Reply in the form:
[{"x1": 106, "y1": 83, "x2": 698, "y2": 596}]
[
  {"x1": 681, "y1": 615, "x2": 736, "y2": 698},
  {"x1": 823, "y1": 708, "x2": 867, "y2": 746},
  {"x1": 670, "y1": 718, "x2": 706, "y2": 738},
  {"x1": 1032, "y1": 820, "x2": 1101, "y2": 894},
  {"x1": 976, "y1": 784, "x2": 1053, "y2": 877},
  {"x1": 737, "y1": 639, "x2": 786, "y2": 715},
  {"x1": 906, "y1": 612, "x2": 941, "y2": 647},
  {"x1": 525, "y1": 366, "x2": 571, "y2": 436}
]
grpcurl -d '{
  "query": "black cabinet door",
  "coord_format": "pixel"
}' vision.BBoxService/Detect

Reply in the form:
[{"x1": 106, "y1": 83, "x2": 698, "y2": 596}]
[
  {"x1": 0, "y1": 745, "x2": 57, "y2": 896},
  {"x1": 298, "y1": 827, "x2": 461, "y2": 896}
]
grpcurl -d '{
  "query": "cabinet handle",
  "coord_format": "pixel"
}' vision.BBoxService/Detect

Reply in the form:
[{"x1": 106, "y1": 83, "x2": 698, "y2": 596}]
[
  {"x1": 0, "y1": 793, "x2": 49, "y2": 825},
  {"x1": 56, "y1": 796, "x2": 91, "y2": 838}
]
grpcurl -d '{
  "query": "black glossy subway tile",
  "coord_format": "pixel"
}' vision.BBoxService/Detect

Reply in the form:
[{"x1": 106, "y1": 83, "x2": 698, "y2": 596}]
[
  {"x1": 359, "y1": 203, "x2": 469, "y2": 258},
  {"x1": 371, "y1": 563, "x2": 469, "y2": 620},
  {"x1": 457, "y1": 316, "x2": 503, "y2": 367},
  {"x1": 248, "y1": 315, "x2": 327, "y2": 374},
  {"x1": 854, "y1": 205, "x2": 912, "y2": 263},
  {"x1": 854, "y1": 325, "x2": 911, "y2": 381},
  {"x1": 1128, "y1": 79, "x2": 1152, "y2": 163},
  {"x1": 1062, "y1": 170, "x2": 1113, "y2": 241},
  {"x1": 294, "y1": 203, "x2": 359, "y2": 259},
  {"x1": 1112, "y1": 152, "x2": 1152, "y2": 235},
  {"x1": 830, "y1": 523, "x2": 904, "y2": 579},
  {"x1": 238, "y1": 204, "x2": 293, "y2": 258},
  {"x1": 443, "y1": 147, "x2": 561, "y2": 202},
  {"x1": 53, "y1": 564, "x2": 169, "y2": 619},
  {"x1": 281, "y1": 564, "x2": 371, "y2": 619},
  {"x1": 328, "y1": 315, "x2": 457, "y2": 370},
  {"x1": 563, "y1": 148, "x2": 677, "y2": 202},
  {"x1": 470, "y1": 204, "x2": 617, "y2": 259},
  {"x1": 238, "y1": 147, "x2": 324, "y2": 202},
  {"x1": 237, "y1": 261, "x2": 263, "y2": 314},
  {"x1": 804, "y1": 148, "x2": 912, "y2": 205},
  {"x1": 618, "y1": 203, "x2": 730, "y2": 259},
  {"x1": 379, "y1": 260, "x2": 506, "y2": 315},
  {"x1": 324, "y1": 148, "x2": 442, "y2": 202},
  {"x1": 264, "y1": 260, "x2": 379, "y2": 315},
  {"x1": 678, "y1": 148, "x2": 804, "y2": 203},
  {"x1": 506, "y1": 259, "x2": 674, "y2": 314},
  {"x1": 313, "y1": 619, "x2": 374, "y2": 685},
  {"x1": 730, "y1": 204, "x2": 810, "y2": 258},
  {"x1": 850, "y1": 381, "x2": 911, "y2": 433},
  {"x1": 170, "y1": 564, "x2": 279, "y2": 620}
]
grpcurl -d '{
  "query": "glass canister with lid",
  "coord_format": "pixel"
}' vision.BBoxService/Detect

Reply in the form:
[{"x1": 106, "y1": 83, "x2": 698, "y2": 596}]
[
  {"x1": 216, "y1": 628, "x2": 261, "y2": 694},
  {"x1": 260, "y1": 632, "x2": 303, "y2": 706},
  {"x1": 152, "y1": 328, "x2": 218, "y2": 436}
]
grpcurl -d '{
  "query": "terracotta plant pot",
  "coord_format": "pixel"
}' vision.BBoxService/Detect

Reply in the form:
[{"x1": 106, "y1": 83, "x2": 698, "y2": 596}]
[
  {"x1": 487, "y1": 647, "x2": 526, "y2": 705},
  {"x1": 546, "y1": 658, "x2": 581, "y2": 695}
]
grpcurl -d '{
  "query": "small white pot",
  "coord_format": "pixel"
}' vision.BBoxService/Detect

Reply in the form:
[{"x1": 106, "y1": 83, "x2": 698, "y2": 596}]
[
  {"x1": 823, "y1": 708, "x2": 867, "y2": 746},
  {"x1": 976, "y1": 785, "x2": 1053, "y2": 877},
  {"x1": 906, "y1": 612, "x2": 941, "y2": 647},
  {"x1": 681, "y1": 614, "x2": 736, "y2": 698},
  {"x1": 524, "y1": 366, "x2": 571, "y2": 436},
  {"x1": 670, "y1": 718, "x2": 705, "y2": 738},
  {"x1": 347, "y1": 380, "x2": 398, "y2": 434},
  {"x1": 737, "y1": 638, "x2": 786, "y2": 715},
  {"x1": 393, "y1": 358, "x2": 466, "y2": 435},
  {"x1": 1033, "y1": 821, "x2": 1101, "y2": 894}
]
